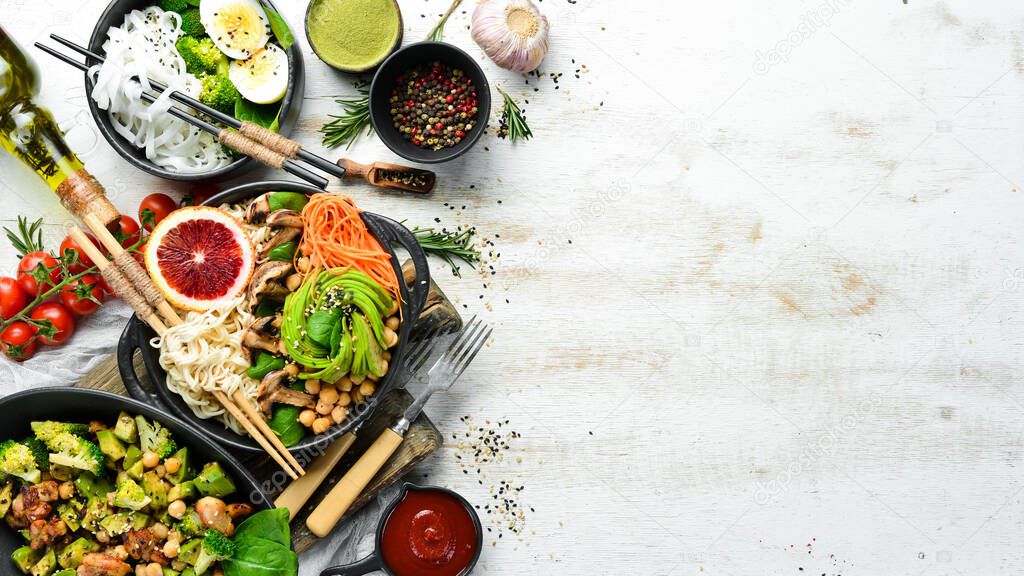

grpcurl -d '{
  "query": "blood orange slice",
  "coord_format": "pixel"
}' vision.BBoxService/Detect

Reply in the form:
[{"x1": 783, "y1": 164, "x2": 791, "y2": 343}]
[{"x1": 144, "y1": 207, "x2": 255, "y2": 311}]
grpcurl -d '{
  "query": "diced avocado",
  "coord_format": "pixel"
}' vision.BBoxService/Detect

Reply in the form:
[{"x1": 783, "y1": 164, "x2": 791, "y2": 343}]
[
  {"x1": 79, "y1": 497, "x2": 112, "y2": 534},
  {"x1": 57, "y1": 502, "x2": 81, "y2": 532},
  {"x1": 28, "y1": 549, "x2": 56, "y2": 576},
  {"x1": 95, "y1": 430, "x2": 126, "y2": 462},
  {"x1": 113, "y1": 412, "x2": 139, "y2": 444},
  {"x1": 52, "y1": 571, "x2": 75, "y2": 576},
  {"x1": 167, "y1": 447, "x2": 194, "y2": 485},
  {"x1": 98, "y1": 512, "x2": 133, "y2": 535},
  {"x1": 0, "y1": 481, "x2": 14, "y2": 517},
  {"x1": 142, "y1": 471, "x2": 169, "y2": 509},
  {"x1": 123, "y1": 445, "x2": 143, "y2": 470},
  {"x1": 73, "y1": 473, "x2": 112, "y2": 500},
  {"x1": 168, "y1": 480, "x2": 197, "y2": 503},
  {"x1": 162, "y1": 568, "x2": 182, "y2": 576},
  {"x1": 180, "y1": 569, "x2": 198, "y2": 576},
  {"x1": 126, "y1": 459, "x2": 144, "y2": 481},
  {"x1": 12, "y1": 546, "x2": 42, "y2": 573},
  {"x1": 193, "y1": 462, "x2": 235, "y2": 498},
  {"x1": 178, "y1": 538, "x2": 202, "y2": 565},
  {"x1": 56, "y1": 537, "x2": 98, "y2": 569},
  {"x1": 113, "y1": 477, "x2": 151, "y2": 511}
]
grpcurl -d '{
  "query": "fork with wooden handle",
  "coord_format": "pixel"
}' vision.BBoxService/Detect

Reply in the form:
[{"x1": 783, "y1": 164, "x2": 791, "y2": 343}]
[
  {"x1": 273, "y1": 325, "x2": 445, "y2": 519},
  {"x1": 305, "y1": 316, "x2": 493, "y2": 537}
]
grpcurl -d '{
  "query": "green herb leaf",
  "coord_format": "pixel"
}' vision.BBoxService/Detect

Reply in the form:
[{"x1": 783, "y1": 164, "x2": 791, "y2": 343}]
[
  {"x1": 307, "y1": 309, "x2": 341, "y2": 348},
  {"x1": 497, "y1": 87, "x2": 533, "y2": 143},
  {"x1": 3, "y1": 216, "x2": 44, "y2": 259},
  {"x1": 267, "y1": 405, "x2": 304, "y2": 447},
  {"x1": 262, "y1": 5, "x2": 295, "y2": 50},
  {"x1": 235, "y1": 97, "x2": 281, "y2": 133},
  {"x1": 320, "y1": 90, "x2": 372, "y2": 150},
  {"x1": 410, "y1": 225, "x2": 481, "y2": 278}
]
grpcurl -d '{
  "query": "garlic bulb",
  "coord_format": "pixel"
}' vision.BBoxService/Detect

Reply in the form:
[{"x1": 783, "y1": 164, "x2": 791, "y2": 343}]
[{"x1": 471, "y1": 0, "x2": 550, "y2": 73}]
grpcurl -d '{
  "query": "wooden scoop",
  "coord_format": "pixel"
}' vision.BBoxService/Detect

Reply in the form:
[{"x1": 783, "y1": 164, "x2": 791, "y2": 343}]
[{"x1": 338, "y1": 158, "x2": 436, "y2": 194}]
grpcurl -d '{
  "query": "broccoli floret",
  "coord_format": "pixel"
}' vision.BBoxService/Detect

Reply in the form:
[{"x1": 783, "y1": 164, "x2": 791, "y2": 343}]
[
  {"x1": 200, "y1": 74, "x2": 239, "y2": 115},
  {"x1": 46, "y1": 433, "x2": 104, "y2": 476},
  {"x1": 135, "y1": 416, "x2": 177, "y2": 460},
  {"x1": 179, "y1": 8, "x2": 205, "y2": 37},
  {"x1": 159, "y1": 0, "x2": 188, "y2": 13},
  {"x1": 176, "y1": 508, "x2": 205, "y2": 538},
  {"x1": 30, "y1": 421, "x2": 89, "y2": 444},
  {"x1": 193, "y1": 529, "x2": 236, "y2": 574},
  {"x1": 175, "y1": 36, "x2": 229, "y2": 76},
  {"x1": 113, "y1": 478, "x2": 151, "y2": 511},
  {"x1": 20, "y1": 438, "x2": 48, "y2": 469},
  {"x1": 0, "y1": 441, "x2": 41, "y2": 484}
]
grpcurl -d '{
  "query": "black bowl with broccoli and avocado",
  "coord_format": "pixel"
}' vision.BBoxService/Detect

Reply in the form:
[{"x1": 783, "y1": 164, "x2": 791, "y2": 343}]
[{"x1": 0, "y1": 388, "x2": 293, "y2": 576}]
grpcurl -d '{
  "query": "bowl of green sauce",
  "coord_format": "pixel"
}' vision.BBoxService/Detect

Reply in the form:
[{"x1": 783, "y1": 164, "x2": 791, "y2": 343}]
[{"x1": 305, "y1": 0, "x2": 403, "y2": 73}]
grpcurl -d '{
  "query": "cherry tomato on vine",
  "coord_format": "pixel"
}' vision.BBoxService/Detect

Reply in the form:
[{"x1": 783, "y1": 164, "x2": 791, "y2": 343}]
[
  {"x1": 30, "y1": 302, "x2": 75, "y2": 345},
  {"x1": 61, "y1": 275, "x2": 105, "y2": 316},
  {"x1": 1, "y1": 321, "x2": 37, "y2": 361},
  {"x1": 0, "y1": 277, "x2": 27, "y2": 320},
  {"x1": 59, "y1": 233, "x2": 100, "y2": 274},
  {"x1": 114, "y1": 215, "x2": 142, "y2": 250},
  {"x1": 16, "y1": 251, "x2": 61, "y2": 297},
  {"x1": 139, "y1": 193, "x2": 178, "y2": 232}
]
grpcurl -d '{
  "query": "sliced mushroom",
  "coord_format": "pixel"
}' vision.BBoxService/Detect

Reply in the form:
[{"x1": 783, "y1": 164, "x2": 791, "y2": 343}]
[
  {"x1": 247, "y1": 261, "x2": 293, "y2": 308},
  {"x1": 249, "y1": 315, "x2": 282, "y2": 333},
  {"x1": 241, "y1": 328, "x2": 280, "y2": 364},
  {"x1": 266, "y1": 209, "x2": 303, "y2": 229},
  {"x1": 257, "y1": 370, "x2": 315, "y2": 417},
  {"x1": 258, "y1": 227, "x2": 301, "y2": 261},
  {"x1": 244, "y1": 193, "x2": 271, "y2": 224}
]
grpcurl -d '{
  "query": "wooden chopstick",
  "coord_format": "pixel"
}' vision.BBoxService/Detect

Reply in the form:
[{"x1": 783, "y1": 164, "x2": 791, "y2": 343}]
[
  {"x1": 68, "y1": 226, "x2": 301, "y2": 478},
  {"x1": 33, "y1": 42, "x2": 329, "y2": 190}
]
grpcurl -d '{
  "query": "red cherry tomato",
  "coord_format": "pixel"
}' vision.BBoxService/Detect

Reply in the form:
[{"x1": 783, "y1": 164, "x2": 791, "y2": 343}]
[
  {"x1": 139, "y1": 193, "x2": 178, "y2": 232},
  {"x1": 114, "y1": 215, "x2": 142, "y2": 250},
  {"x1": 0, "y1": 277, "x2": 28, "y2": 320},
  {"x1": 188, "y1": 183, "x2": 219, "y2": 206},
  {"x1": 30, "y1": 302, "x2": 75, "y2": 345},
  {"x1": 61, "y1": 275, "x2": 105, "y2": 316},
  {"x1": 59, "y1": 233, "x2": 99, "y2": 274},
  {"x1": 16, "y1": 251, "x2": 61, "y2": 297},
  {"x1": 1, "y1": 321, "x2": 37, "y2": 361}
]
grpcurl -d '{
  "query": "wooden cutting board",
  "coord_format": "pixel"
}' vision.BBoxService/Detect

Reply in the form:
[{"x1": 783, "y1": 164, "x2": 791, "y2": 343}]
[{"x1": 75, "y1": 261, "x2": 460, "y2": 553}]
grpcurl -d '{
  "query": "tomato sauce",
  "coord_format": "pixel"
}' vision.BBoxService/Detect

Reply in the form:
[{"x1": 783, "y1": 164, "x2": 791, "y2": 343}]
[{"x1": 380, "y1": 488, "x2": 479, "y2": 576}]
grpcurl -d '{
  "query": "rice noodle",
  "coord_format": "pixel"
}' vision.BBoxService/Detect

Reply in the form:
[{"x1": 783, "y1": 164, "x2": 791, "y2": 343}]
[
  {"x1": 152, "y1": 297, "x2": 257, "y2": 434},
  {"x1": 89, "y1": 6, "x2": 231, "y2": 173}
]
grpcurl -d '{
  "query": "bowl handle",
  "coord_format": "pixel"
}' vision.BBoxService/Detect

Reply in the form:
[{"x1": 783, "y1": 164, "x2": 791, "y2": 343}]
[
  {"x1": 361, "y1": 212, "x2": 431, "y2": 318},
  {"x1": 117, "y1": 321, "x2": 165, "y2": 408},
  {"x1": 319, "y1": 552, "x2": 384, "y2": 576}
]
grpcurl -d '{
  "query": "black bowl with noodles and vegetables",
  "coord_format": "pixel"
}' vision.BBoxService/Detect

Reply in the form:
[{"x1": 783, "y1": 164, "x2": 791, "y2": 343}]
[
  {"x1": 0, "y1": 388, "x2": 299, "y2": 576},
  {"x1": 86, "y1": 0, "x2": 304, "y2": 182},
  {"x1": 369, "y1": 41, "x2": 491, "y2": 164},
  {"x1": 117, "y1": 181, "x2": 431, "y2": 455}
]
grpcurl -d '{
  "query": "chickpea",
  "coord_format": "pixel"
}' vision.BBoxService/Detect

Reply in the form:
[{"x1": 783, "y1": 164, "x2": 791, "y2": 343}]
[
  {"x1": 167, "y1": 500, "x2": 187, "y2": 519},
  {"x1": 336, "y1": 392, "x2": 351, "y2": 407},
  {"x1": 96, "y1": 530, "x2": 110, "y2": 544},
  {"x1": 110, "y1": 545, "x2": 128, "y2": 560},
  {"x1": 135, "y1": 566, "x2": 146, "y2": 576},
  {"x1": 359, "y1": 381, "x2": 376, "y2": 397},
  {"x1": 350, "y1": 373, "x2": 365, "y2": 385},
  {"x1": 331, "y1": 405, "x2": 348, "y2": 424},
  {"x1": 388, "y1": 299, "x2": 399, "y2": 315},
  {"x1": 106, "y1": 491, "x2": 116, "y2": 506},
  {"x1": 146, "y1": 562, "x2": 162, "y2": 576},
  {"x1": 58, "y1": 481, "x2": 74, "y2": 500},
  {"x1": 163, "y1": 539, "x2": 180, "y2": 559},
  {"x1": 351, "y1": 389, "x2": 364, "y2": 404},
  {"x1": 383, "y1": 350, "x2": 392, "y2": 361},
  {"x1": 315, "y1": 398, "x2": 335, "y2": 416},
  {"x1": 285, "y1": 273, "x2": 303, "y2": 292},
  {"x1": 379, "y1": 359, "x2": 389, "y2": 376},
  {"x1": 296, "y1": 256, "x2": 311, "y2": 273},
  {"x1": 385, "y1": 316, "x2": 400, "y2": 331},
  {"x1": 298, "y1": 409, "x2": 317, "y2": 427},
  {"x1": 151, "y1": 522, "x2": 169, "y2": 540},
  {"x1": 155, "y1": 464, "x2": 166, "y2": 478},
  {"x1": 305, "y1": 379, "x2": 321, "y2": 395},
  {"x1": 383, "y1": 327, "x2": 399, "y2": 349},
  {"x1": 312, "y1": 417, "x2": 332, "y2": 434},
  {"x1": 164, "y1": 457, "x2": 181, "y2": 475},
  {"x1": 336, "y1": 376, "x2": 353, "y2": 392},
  {"x1": 172, "y1": 560, "x2": 187, "y2": 572},
  {"x1": 319, "y1": 386, "x2": 339, "y2": 405},
  {"x1": 141, "y1": 451, "x2": 160, "y2": 468}
]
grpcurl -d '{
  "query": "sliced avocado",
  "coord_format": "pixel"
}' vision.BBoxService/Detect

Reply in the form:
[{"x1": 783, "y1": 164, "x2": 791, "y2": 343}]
[
  {"x1": 142, "y1": 471, "x2": 170, "y2": 509},
  {"x1": 167, "y1": 447, "x2": 194, "y2": 485},
  {"x1": 95, "y1": 430, "x2": 127, "y2": 462},
  {"x1": 12, "y1": 546, "x2": 42, "y2": 574},
  {"x1": 193, "y1": 462, "x2": 235, "y2": 498},
  {"x1": 56, "y1": 537, "x2": 98, "y2": 569},
  {"x1": 113, "y1": 411, "x2": 139, "y2": 444},
  {"x1": 168, "y1": 480, "x2": 197, "y2": 503},
  {"x1": 28, "y1": 549, "x2": 56, "y2": 576}
]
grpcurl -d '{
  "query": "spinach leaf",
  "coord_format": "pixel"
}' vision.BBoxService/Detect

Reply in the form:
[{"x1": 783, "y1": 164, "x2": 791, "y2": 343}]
[
  {"x1": 267, "y1": 192, "x2": 308, "y2": 212},
  {"x1": 254, "y1": 299, "x2": 282, "y2": 317},
  {"x1": 267, "y1": 241, "x2": 297, "y2": 263},
  {"x1": 262, "y1": 5, "x2": 295, "y2": 50},
  {"x1": 223, "y1": 539, "x2": 297, "y2": 576},
  {"x1": 235, "y1": 97, "x2": 281, "y2": 133},
  {"x1": 267, "y1": 405, "x2": 304, "y2": 447},
  {"x1": 307, "y1": 309, "x2": 340, "y2": 348},
  {"x1": 246, "y1": 352, "x2": 285, "y2": 380},
  {"x1": 233, "y1": 508, "x2": 291, "y2": 547}
]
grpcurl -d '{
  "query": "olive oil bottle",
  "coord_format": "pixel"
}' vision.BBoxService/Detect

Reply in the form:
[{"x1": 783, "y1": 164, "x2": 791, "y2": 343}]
[{"x1": 0, "y1": 26, "x2": 116, "y2": 225}]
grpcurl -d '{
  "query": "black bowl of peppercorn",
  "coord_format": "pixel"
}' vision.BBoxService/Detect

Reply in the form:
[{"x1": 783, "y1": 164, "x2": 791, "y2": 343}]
[{"x1": 369, "y1": 41, "x2": 491, "y2": 164}]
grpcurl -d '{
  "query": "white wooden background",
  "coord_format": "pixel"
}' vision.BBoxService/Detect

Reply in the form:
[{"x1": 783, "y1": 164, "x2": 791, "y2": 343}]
[{"x1": 3, "y1": 0, "x2": 1024, "y2": 574}]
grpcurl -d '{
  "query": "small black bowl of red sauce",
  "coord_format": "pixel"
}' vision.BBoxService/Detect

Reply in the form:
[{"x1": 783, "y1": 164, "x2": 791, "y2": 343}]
[{"x1": 321, "y1": 483, "x2": 482, "y2": 576}]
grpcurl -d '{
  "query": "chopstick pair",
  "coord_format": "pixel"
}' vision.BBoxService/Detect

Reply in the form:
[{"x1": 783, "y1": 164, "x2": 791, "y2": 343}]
[
  {"x1": 67, "y1": 224, "x2": 307, "y2": 480},
  {"x1": 35, "y1": 34, "x2": 338, "y2": 190}
]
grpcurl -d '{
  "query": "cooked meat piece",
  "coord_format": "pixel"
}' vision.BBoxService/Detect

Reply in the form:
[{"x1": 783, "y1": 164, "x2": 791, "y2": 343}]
[
  {"x1": 28, "y1": 516, "x2": 67, "y2": 550},
  {"x1": 226, "y1": 502, "x2": 254, "y2": 520},
  {"x1": 6, "y1": 492, "x2": 28, "y2": 529},
  {"x1": 196, "y1": 496, "x2": 234, "y2": 535},
  {"x1": 77, "y1": 553, "x2": 131, "y2": 576},
  {"x1": 122, "y1": 528, "x2": 158, "y2": 561}
]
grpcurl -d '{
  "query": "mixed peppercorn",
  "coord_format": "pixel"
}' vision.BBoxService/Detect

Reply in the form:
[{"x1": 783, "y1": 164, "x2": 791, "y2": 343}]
[{"x1": 389, "y1": 61, "x2": 478, "y2": 151}]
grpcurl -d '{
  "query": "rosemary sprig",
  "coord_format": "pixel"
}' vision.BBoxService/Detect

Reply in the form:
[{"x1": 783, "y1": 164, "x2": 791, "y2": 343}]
[
  {"x1": 412, "y1": 225, "x2": 480, "y2": 278},
  {"x1": 427, "y1": 0, "x2": 464, "y2": 41},
  {"x1": 320, "y1": 89, "x2": 372, "y2": 150},
  {"x1": 497, "y1": 87, "x2": 533, "y2": 143},
  {"x1": 3, "y1": 216, "x2": 44, "y2": 259}
]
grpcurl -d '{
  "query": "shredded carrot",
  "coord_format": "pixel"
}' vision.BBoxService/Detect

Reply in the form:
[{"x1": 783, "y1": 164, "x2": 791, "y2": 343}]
[{"x1": 299, "y1": 194, "x2": 400, "y2": 299}]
